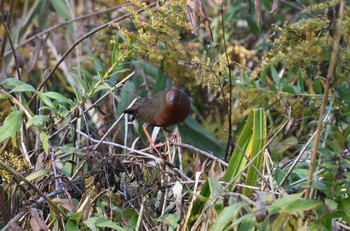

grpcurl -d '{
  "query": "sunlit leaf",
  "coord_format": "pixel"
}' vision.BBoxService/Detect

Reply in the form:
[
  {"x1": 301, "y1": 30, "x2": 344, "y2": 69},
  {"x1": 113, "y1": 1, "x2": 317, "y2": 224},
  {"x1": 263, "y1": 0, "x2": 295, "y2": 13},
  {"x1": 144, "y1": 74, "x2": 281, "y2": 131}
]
[
  {"x1": 0, "y1": 110, "x2": 23, "y2": 142},
  {"x1": 83, "y1": 217, "x2": 124, "y2": 231}
]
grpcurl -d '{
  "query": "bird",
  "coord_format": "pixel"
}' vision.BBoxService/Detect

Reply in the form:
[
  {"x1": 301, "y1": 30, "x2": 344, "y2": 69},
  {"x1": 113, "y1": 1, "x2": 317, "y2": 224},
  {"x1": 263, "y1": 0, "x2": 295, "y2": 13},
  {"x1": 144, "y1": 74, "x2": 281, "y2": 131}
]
[{"x1": 123, "y1": 88, "x2": 191, "y2": 151}]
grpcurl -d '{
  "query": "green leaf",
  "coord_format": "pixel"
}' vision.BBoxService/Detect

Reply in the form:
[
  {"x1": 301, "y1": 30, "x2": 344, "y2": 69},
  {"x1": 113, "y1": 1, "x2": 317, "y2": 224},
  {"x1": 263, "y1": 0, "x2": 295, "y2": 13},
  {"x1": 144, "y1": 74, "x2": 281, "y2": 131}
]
[
  {"x1": 297, "y1": 68, "x2": 304, "y2": 93},
  {"x1": 157, "y1": 214, "x2": 180, "y2": 231},
  {"x1": 49, "y1": 0, "x2": 70, "y2": 19},
  {"x1": 284, "y1": 85, "x2": 296, "y2": 94},
  {"x1": 70, "y1": 211, "x2": 83, "y2": 224},
  {"x1": 41, "y1": 131, "x2": 49, "y2": 154},
  {"x1": 270, "y1": 65, "x2": 280, "y2": 89},
  {"x1": 180, "y1": 117, "x2": 225, "y2": 158},
  {"x1": 0, "y1": 110, "x2": 23, "y2": 142},
  {"x1": 23, "y1": 169, "x2": 50, "y2": 183},
  {"x1": 189, "y1": 178, "x2": 221, "y2": 227},
  {"x1": 65, "y1": 220, "x2": 79, "y2": 231},
  {"x1": 38, "y1": 92, "x2": 55, "y2": 108},
  {"x1": 313, "y1": 79, "x2": 323, "y2": 94},
  {"x1": 269, "y1": 192, "x2": 303, "y2": 214},
  {"x1": 112, "y1": 38, "x2": 120, "y2": 64},
  {"x1": 10, "y1": 83, "x2": 37, "y2": 93},
  {"x1": 26, "y1": 115, "x2": 50, "y2": 128},
  {"x1": 223, "y1": 109, "x2": 266, "y2": 190},
  {"x1": 83, "y1": 217, "x2": 124, "y2": 231},
  {"x1": 42, "y1": 91, "x2": 72, "y2": 105},
  {"x1": 0, "y1": 78, "x2": 26, "y2": 89},
  {"x1": 88, "y1": 57, "x2": 105, "y2": 73},
  {"x1": 243, "y1": 108, "x2": 266, "y2": 196},
  {"x1": 285, "y1": 199, "x2": 322, "y2": 213},
  {"x1": 211, "y1": 202, "x2": 246, "y2": 231}
]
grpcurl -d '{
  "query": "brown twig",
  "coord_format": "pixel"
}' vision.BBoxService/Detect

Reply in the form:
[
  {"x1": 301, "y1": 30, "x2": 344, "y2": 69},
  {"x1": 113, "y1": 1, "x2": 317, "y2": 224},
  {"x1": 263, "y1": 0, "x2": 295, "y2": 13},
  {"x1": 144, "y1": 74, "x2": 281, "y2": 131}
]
[
  {"x1": 220, "y1": 4, "x2": 233, "y2": 161},
  {"x1": 173, "y1": 142, "x2": 228, "y2": 167},
  {"x1": 0, "y1": 10, "x2": 21, "y2": 80},
  {"x1": 0, "y1": 0, "x2": 14, "y2": 76},
  {"x1": 304, "y1": 0, "x2": 345, "y2": 199}
]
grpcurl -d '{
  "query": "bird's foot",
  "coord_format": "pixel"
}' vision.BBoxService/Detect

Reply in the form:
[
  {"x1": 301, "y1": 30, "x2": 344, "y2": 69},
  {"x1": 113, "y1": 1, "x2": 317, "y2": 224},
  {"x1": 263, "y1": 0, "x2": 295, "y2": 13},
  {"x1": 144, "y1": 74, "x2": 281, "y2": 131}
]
[{"x1": 150, "y1": 142, "x2": 166, "y2": 157}]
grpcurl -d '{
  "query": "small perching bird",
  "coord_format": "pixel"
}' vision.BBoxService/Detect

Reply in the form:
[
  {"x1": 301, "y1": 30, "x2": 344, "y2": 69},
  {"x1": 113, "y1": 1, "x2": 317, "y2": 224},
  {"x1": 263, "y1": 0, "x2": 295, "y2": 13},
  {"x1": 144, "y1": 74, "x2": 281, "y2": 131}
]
[{"x1": 123, "y1": 88, "x2": 191, "y2": 151}]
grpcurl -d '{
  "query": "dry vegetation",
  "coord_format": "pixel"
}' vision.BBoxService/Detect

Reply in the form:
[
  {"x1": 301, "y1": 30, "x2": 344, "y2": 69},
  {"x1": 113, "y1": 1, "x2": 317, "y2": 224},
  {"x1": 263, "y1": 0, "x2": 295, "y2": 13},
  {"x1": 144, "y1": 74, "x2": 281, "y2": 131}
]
[{"x1": 0, "y1": 0, "x2": 350, "y2": 230}]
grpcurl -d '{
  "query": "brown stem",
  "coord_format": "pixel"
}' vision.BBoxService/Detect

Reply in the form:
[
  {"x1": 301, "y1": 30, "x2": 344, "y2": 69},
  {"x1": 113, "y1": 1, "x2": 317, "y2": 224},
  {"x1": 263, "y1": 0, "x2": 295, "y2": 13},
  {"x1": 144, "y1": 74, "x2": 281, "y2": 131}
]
[
  {"x1": 220, "y1": 4, "x2": 233, "y2": 161},
  {"x1": 304, "y1": 0, "x2": 345, "y2": 199}
]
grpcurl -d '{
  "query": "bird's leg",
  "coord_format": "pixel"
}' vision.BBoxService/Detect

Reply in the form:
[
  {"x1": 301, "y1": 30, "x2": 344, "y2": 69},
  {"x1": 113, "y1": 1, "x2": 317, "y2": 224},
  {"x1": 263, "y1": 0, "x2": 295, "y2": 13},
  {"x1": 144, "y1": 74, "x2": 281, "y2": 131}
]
[
  {"x1": 143, "y1": 124, "x2": 164, "y2": 155},
  {"x1": 163, "y1": 127, "x2": 178, "y2": 142}
]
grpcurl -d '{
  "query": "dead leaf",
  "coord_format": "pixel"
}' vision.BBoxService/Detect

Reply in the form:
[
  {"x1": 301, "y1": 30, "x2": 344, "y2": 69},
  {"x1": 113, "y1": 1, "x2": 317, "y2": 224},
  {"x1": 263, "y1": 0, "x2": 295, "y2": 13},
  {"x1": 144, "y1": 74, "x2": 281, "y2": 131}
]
[
  {"x1": 30, "y1": 208, "x2": 48, "y2": 231},
  {"x1": 186, "y1": 0, "x2": 213, "y2": 41},
  {"x1": 254, "y1": 0, "x2": 262, "y2": 26},
  {"x1": 172, "y1": 181, "x2": 183, "y2": 217},
  {"x1": 208, "y1": 161, "x2": 221, "y2": 178},
  {"x1": 269, "y1": 0, "x2": 279, "y2": 14},
  {"x1": 193, "y1": 154, "x2": 202, "y2": 173},
  {"x1": 52, "y1": 198, "x2": 76, "y2": 212}
]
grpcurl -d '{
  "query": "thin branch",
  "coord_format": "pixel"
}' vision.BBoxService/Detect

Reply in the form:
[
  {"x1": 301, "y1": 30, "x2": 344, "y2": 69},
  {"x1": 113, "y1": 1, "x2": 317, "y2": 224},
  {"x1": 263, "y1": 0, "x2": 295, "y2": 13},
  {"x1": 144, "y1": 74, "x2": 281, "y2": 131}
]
[
  {"x1": 0, "y1": 10, "x2": 21, "y2": 80},
  {"x1": 173, "y1": 142, "x2": 228, "y2": 167},
  {"x1": 305, "y1": 0, "x2": 345, "y2": 199},
  {"x1": 280, "y1": 109, "x2": 332, "y2": 186},
  {"x1": 220, "y1": 4, "x2": 233, "y2": 161}
]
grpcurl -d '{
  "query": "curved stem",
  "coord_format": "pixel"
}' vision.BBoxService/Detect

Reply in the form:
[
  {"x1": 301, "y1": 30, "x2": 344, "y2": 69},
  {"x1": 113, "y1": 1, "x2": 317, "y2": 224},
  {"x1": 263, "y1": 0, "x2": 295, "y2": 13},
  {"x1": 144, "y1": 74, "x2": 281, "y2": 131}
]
[{"x1": 304, "y1": 0, "x2": 345, "y2": 199}]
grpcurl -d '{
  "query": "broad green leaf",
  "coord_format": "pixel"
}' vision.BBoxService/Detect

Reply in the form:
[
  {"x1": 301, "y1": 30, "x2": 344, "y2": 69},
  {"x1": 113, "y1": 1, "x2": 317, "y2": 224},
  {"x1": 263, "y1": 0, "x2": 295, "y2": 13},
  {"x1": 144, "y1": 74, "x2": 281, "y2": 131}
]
[
  {"x1": 0, "y1": 78, "x2": 26, "y2": 89},
  {"x1": 10, "y1": 83, "x2": 37, "y2": 93},
  {"x1": 284, "y1": 85, "x2": 296, "y2": 94},
  {"x1": 0, "y1": 110, "x2": 23, "y2": 142},
  {"x1": 157, "y1": 214, "x2": 180, "y2": 231},
  {"x1": 23, "y1": 169, "x2": 50, "y2": 183},
  {"x1": 152, "y1": 65, "x2": 167, "y2": 95},
  {"x1": 268, "y1": 83, "x2": 277, "y2": 92},
  {"x1": 38, "y1": 92, "x2": 54, "y2": 108},
  {"x1": 313, "y1": 79, "x2": 323, "y2": 94},
  {"x1": 222, "y1": 109, "x2": 266, "y2": 196},
  {"x1": 42, "y1": 91, "x2": 73, "y2": 105},
  {"x1": 243, "y1": 108, "x2": 266, "y2": 196},
  {"x1": 65, "y1": 220, "x2": 78, "y2": 231},
  {"x1": 83, "y1": 217, "x2": 124, "y2": 231},
  {"x1": 223, "y1": 111, "x2": 253, "y2": 183},
  {"x1": 285, "y1": 199, "x2": 322, "y2": 213},
  {"x1": 269, "y1": 192, "x2": 303, "y2": 214},
  {"x1": 180, "y1": 117, "x2": 225, "y2": 157},
  {"x1": 26, "y1": 115, "x2": 50, "y2": 128},
  {"x1": 49, "y1": 0, "x2": 70, "y2": 19},
  {"x1": 70, "y1": 211, "x2": 83, "y2": 224},
  {"x1": 211, "y1": 202, "x2": 246, "y2": 231}
]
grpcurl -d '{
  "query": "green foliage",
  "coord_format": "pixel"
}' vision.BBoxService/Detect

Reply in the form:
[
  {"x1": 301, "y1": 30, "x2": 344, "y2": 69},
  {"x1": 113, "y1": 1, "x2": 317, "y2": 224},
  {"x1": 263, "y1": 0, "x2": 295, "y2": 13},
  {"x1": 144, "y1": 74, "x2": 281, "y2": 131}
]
[{"x1": 1, "y1": 0, "x2": 350, "y2": 230}]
